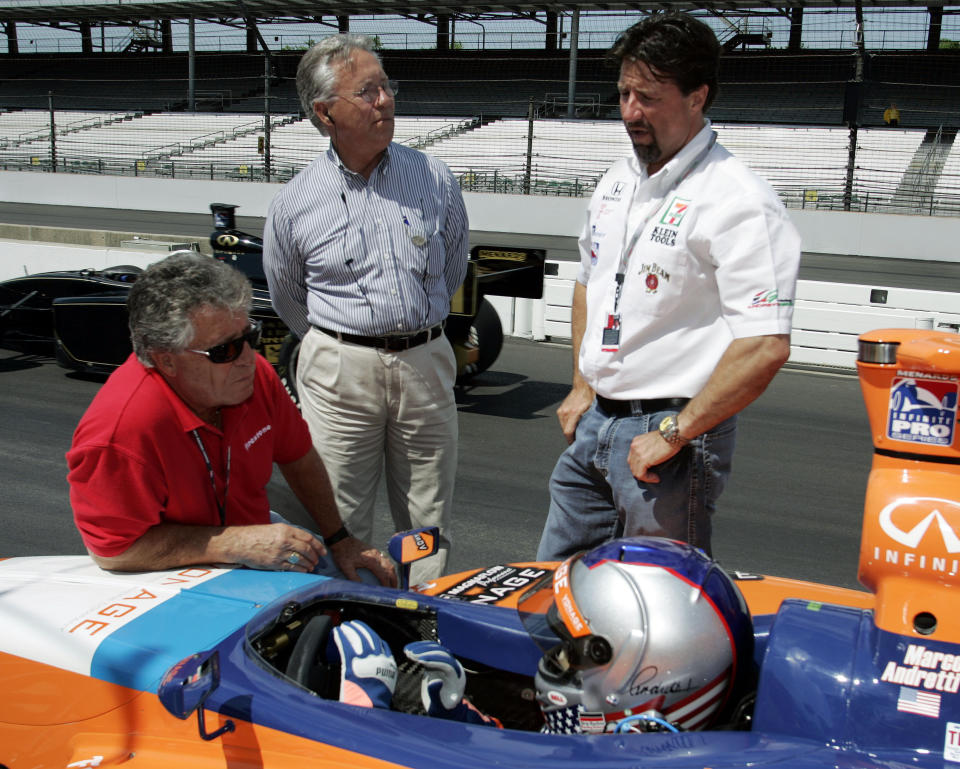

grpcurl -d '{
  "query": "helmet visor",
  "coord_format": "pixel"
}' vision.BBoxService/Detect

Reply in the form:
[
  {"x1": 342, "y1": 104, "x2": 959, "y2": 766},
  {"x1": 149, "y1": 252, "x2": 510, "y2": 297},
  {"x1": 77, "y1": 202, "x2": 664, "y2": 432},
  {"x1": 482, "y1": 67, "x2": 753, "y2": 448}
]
[{"x1": 516, "y1": 555, "x2": 612, "y2": 673}]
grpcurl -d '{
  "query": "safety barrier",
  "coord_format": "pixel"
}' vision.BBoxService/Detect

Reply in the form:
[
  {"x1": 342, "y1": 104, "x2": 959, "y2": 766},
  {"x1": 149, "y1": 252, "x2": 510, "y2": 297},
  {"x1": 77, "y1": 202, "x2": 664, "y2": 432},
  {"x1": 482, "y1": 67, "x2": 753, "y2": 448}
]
[{"x1": 489, "y1": 260, "x2": 960, "y2": 370}]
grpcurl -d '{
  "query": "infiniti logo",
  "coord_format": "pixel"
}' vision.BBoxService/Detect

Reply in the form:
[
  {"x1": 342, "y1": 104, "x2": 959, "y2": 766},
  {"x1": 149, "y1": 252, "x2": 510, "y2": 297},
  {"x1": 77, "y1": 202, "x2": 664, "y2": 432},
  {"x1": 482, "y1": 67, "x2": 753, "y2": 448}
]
[{"x1": 878, "y1": 497, "x2": 960, "y2": 553}]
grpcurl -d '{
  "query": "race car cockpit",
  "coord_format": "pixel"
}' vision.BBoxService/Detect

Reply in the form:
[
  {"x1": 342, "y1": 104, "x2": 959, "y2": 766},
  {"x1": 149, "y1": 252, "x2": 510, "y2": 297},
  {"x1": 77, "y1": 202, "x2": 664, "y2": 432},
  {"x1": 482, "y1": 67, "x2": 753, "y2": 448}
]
[{"x1": 243, "y1": 536, "x2": 756, "y2": 734}]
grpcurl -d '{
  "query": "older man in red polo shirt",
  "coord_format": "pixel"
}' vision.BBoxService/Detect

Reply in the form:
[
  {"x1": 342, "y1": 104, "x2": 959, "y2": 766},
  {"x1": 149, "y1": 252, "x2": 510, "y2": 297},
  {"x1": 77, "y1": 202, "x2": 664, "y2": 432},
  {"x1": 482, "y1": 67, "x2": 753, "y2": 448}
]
[{"x1": 67, "y1": 252, "x2": 394, "y2": 585}]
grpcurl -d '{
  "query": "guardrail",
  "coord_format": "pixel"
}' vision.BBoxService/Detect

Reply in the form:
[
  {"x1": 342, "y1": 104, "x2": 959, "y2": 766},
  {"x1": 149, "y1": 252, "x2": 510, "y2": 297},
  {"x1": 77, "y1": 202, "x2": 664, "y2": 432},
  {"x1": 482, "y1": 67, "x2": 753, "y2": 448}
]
[{"x1": 532, "y1": 260, "x2": 959, "y2": 368}]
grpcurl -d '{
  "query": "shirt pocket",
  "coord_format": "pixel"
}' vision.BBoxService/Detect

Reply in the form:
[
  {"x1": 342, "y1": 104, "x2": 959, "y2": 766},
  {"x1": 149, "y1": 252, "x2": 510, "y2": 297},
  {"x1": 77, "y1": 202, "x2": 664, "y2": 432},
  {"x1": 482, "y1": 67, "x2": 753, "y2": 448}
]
[
  {"x1": 401, "y1": 204, "x2": 445, "y2": 286},
  {"x1": 623, "y1": 227, "x2": 691, "y2": 321},
  {"x1": 303, "y1": 214, "x2": 350, "y2": 281}
]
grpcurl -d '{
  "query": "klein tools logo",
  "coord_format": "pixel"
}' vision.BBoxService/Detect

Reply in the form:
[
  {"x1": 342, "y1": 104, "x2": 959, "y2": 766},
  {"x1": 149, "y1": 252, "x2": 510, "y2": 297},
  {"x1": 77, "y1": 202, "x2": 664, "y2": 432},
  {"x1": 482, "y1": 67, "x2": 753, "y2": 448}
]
[
  {"x1": 887, "y1": 376, "x2": 958, "y2": 446},
  {"x1": 878, "y1": 497, "x2": 960, "y2": 554}
]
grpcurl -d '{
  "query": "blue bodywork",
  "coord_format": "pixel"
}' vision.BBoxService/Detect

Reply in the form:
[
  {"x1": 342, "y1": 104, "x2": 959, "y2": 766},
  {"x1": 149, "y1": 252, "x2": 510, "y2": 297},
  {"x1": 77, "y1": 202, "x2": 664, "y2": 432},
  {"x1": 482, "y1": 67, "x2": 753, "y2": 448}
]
[{"x1": 108, "y1": 565, "x2": 960, "y2": 769}]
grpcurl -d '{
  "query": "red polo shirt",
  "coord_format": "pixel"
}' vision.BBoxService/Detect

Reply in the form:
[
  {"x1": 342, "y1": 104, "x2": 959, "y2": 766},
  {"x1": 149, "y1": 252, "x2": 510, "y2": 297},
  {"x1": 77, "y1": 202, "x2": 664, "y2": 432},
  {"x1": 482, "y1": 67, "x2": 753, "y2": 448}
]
[{"x1": 67, "y1": 353, "x2": 312, "y2": 557}]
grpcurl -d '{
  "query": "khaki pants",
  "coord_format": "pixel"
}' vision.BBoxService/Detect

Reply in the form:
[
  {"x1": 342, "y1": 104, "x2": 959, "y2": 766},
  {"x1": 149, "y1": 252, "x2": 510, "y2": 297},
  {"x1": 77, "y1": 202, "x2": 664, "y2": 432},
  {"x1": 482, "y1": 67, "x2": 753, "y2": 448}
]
[{"x1": 296, "y1": 326, "x2": 458, "y2": 583}]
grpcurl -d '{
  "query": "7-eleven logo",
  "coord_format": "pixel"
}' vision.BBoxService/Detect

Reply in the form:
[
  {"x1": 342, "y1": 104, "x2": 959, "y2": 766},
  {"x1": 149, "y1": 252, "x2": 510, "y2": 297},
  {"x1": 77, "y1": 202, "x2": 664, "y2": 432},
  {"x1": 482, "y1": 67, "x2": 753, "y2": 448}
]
[{"x1": 660, "y1": 197, "x2": 691, "y2": 227}]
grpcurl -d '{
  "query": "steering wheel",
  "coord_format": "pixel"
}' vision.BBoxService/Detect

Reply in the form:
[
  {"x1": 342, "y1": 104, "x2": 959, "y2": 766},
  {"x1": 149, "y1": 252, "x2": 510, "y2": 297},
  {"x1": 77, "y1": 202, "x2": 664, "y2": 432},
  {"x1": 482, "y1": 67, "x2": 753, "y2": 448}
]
[{"x1": 285, "y1": 614, "x2": 334, "y2": 693}]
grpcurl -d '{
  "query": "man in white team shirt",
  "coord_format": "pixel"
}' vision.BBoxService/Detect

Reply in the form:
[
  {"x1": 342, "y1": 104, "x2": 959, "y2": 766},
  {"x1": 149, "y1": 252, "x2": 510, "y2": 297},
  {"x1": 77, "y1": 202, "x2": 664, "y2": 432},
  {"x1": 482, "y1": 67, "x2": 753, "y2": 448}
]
[{"x1": 537, "y1": 12, "x2": 801, "y2": 561}]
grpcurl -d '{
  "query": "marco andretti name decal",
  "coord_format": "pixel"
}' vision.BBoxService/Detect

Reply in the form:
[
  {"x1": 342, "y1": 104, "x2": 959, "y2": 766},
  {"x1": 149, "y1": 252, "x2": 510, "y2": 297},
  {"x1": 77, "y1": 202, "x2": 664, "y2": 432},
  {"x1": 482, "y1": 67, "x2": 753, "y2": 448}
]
[
  {"x1": 439, "y1": 565, "x2": 548, "y2": 604},
  {"x1": 882, "y1": 644, "x2": 960, "y2": 694}
]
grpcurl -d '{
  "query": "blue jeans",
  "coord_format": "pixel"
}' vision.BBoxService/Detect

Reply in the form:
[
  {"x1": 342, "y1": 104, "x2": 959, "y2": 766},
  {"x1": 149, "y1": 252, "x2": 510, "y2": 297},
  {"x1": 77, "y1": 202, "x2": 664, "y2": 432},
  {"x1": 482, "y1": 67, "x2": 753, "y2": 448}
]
[{"x1": 536, "y1": 401, "x2": 737, "y2": 561}]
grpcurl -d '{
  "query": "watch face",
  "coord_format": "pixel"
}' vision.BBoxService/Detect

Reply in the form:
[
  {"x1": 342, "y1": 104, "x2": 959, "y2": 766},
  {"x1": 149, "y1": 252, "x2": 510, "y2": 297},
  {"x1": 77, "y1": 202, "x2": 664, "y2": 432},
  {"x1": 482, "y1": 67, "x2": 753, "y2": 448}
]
[{"x1": 660, "y1": 416, "x2": 675, "y2": 432}]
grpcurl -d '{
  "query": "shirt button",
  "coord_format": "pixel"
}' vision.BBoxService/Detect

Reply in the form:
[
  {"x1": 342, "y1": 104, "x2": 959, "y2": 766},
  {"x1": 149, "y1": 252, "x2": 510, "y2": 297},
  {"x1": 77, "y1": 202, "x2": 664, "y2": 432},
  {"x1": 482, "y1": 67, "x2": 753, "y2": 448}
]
[
  {"x1": 397, "y1": 323, "x2": 404, "y2": 330},
  {"x1": 391, "y1": 289, "x2": 397, "y2": 295}
]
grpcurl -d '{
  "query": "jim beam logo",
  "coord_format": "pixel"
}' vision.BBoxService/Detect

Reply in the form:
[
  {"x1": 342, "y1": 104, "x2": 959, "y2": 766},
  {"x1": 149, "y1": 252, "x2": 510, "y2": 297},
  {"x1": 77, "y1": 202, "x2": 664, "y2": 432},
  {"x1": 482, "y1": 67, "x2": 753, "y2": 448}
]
[{"x1": 873, "y1": 497, "x2": 960, "y2": 577}]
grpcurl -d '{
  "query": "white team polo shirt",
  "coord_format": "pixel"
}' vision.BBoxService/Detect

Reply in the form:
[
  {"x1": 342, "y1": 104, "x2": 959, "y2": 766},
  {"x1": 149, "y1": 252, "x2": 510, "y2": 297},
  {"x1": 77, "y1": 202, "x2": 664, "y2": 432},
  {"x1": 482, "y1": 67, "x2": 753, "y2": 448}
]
[{"x1": 577, "y1": 122, "x2": 801, "y2": 401}]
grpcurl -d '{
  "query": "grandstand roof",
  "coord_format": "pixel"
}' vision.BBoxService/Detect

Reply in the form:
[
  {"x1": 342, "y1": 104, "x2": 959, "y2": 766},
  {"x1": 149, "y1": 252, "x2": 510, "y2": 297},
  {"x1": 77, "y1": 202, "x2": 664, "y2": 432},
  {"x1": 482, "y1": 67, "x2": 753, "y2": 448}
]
[{"x1": 0, "y1": 0, "x2": 954, "y2": 27}]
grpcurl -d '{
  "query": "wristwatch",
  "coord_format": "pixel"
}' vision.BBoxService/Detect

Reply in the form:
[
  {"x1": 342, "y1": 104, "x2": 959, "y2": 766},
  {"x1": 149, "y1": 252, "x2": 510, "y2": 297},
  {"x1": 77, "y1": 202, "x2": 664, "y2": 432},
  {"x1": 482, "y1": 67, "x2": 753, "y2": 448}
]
[
  {"x1": 658, "y1": 414, "x2": 688, "y2": 447},
  {"x1": 324, "y1": 525, "x2": 352, "y2": 547}
]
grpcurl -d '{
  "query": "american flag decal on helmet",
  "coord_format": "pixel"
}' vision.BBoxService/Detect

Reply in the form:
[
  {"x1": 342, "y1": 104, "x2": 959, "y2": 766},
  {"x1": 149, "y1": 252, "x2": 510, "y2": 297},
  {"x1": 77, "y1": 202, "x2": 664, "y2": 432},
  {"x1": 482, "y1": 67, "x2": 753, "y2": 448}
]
[{"x1": 662, "y1": 668, "x2": 732, "y2": 730}]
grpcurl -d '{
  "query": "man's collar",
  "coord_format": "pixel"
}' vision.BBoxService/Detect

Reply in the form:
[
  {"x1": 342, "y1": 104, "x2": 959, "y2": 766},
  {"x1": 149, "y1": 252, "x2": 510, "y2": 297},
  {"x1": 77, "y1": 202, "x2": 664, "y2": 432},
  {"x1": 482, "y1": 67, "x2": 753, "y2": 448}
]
[
  {"x1": 325, "y1": 142, "x2": 392, "y2": 180},
  {"x1": 629, "y1": 118, "x2": 713, "y2": 182},
  {"x1": 143, "y1": 365, "x2": 209, "y2": 433},
  {"x1": 143, "y1": 362, "x2": 247, "y2": 435}
]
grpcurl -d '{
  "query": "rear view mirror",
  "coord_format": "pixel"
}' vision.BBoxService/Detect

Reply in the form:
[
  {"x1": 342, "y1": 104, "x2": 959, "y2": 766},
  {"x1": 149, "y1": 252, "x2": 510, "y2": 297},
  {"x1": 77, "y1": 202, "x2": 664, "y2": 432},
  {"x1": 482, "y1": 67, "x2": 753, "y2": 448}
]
[{"x1": 158, "y1": 650, "x2": 235, "y2": 741}]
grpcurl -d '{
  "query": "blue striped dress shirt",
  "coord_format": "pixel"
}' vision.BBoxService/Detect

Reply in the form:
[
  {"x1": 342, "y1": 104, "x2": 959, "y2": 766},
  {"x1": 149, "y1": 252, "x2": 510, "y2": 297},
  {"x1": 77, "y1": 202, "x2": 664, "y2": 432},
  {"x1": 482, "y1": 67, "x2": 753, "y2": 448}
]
[{"x1": 263, "y1": 142, "x2": 469, "y2": 339}]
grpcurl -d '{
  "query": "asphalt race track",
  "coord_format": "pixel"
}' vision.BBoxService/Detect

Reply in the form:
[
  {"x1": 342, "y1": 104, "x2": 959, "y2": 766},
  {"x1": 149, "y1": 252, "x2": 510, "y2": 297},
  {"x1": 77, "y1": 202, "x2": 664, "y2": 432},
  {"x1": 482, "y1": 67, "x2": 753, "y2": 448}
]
[
  {"x1": 1, "y1": 337, "x2": 872, "y2": 591},
  {"x1": 3, "y1": 199, "x2": 933, "y2": 593}
]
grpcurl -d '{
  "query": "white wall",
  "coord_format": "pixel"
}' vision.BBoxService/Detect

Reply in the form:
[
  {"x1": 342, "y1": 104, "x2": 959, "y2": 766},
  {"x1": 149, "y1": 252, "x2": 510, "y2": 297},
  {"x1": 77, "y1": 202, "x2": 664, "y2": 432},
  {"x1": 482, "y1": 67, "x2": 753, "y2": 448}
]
[
  {"x1": 2, "y1": 170, "x2": 958, "y2": 370},
  {"x1": 3, "y1": 170, "x2": 960, "y2": 263}
]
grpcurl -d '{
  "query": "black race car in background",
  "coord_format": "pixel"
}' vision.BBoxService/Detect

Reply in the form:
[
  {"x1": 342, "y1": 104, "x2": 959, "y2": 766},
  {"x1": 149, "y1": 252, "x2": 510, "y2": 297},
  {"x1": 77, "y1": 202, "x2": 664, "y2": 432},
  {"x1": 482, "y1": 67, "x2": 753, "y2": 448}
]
[
  {"x1": 0, "y1": 204, "x2": 546, "y2": 397},
  {"x1": 0, "y1": 260, "x2": 296, "y2": 391}
]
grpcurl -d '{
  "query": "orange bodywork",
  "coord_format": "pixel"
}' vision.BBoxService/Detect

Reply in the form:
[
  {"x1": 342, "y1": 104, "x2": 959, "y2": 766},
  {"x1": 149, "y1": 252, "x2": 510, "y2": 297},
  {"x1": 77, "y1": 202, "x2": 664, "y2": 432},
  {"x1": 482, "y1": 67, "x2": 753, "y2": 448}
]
[
  {"x1": 1, "y1": 652, "x2": 406, "y2": 769},
  {"x1": 856, "y1": 329, "x2": 960, "y2": 643}
]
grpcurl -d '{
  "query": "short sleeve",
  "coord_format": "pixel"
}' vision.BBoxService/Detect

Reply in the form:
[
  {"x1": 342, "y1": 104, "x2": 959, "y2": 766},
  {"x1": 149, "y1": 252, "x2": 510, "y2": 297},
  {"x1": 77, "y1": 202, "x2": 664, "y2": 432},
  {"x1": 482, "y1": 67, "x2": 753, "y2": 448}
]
[{"x1": 67, "y1": 444, "x2": 167, "y2": 557}]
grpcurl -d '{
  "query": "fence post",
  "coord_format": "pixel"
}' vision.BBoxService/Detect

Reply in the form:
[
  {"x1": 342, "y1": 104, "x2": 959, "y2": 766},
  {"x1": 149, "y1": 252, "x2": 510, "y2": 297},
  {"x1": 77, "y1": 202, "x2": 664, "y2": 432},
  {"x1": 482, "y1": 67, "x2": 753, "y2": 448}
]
[
  {"x1": 48, "y1": 92, "x2": 57, "y2": 172},
  {"x1": 524, "y1": 98, "x2": 533, "y2": 195},
  {"x1": 263, "y1": 51, "x2": 272, "y2": 182},
  {"x1": 843, "y1": 124, "x2": 857, "y2": 212}
]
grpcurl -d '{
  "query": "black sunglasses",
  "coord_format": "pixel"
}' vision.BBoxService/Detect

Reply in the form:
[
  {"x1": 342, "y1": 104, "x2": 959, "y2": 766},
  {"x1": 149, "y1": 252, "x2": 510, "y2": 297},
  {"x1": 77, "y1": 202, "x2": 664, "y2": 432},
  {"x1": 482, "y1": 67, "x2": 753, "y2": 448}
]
[{"x1": 187, "y1": 319, "x2": 262, "y2": 364}]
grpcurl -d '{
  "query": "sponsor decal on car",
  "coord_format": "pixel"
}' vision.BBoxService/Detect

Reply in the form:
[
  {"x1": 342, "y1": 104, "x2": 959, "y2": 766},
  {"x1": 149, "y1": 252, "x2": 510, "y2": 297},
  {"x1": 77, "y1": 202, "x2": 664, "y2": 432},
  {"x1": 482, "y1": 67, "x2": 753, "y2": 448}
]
[
  {"x1": 438, "y1": 565, "x2": 548, "y2": 604},
  {"x1": 880, "y1": 643, "x2": 960, "y2": 694},
  {"x1": 946, "y1": 722, "x2": 960, "y2": 762},
  {"x1": 872, "y1": 497, "x2": 960, "y2": 576},
  {"x1": 886, "y1": 375, "x2": 958, "y2": 446}
]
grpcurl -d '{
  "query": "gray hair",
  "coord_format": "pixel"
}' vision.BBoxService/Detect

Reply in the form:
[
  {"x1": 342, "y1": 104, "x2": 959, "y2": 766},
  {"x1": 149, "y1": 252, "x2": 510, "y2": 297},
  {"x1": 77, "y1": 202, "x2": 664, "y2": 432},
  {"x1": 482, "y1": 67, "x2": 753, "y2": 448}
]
[
  {"x1": 127, "y1": 252, "x2": 252, "y2": 366},
  {"x1": 296, "y1": 34, "x2": 381, "y2": 135}
]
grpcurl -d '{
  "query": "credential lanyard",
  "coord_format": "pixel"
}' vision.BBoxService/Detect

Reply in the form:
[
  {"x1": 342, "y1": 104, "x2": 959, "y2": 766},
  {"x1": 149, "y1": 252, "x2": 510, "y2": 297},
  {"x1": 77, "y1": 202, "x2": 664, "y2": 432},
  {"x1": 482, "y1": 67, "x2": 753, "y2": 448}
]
[
  {"x1": 611, "y1": 132, "x2": 717, "y2": 315},
  {"x1": 191, "y1": 429, "x2": 231, "y2": 526}
]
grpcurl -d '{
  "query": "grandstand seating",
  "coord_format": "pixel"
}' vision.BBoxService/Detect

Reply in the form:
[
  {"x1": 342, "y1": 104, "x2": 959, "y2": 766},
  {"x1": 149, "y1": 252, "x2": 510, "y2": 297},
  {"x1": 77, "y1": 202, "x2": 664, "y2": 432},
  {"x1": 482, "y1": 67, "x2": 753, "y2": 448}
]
[
  {"x1": 0, "y1": 109, "x2": 956, "y2": 213},
  {"x1": 932, "y1": 139, "x2": 960, "y2": 216},
  {"x1": 0, "y1": 52, "x2": 267, "y2": 112}
]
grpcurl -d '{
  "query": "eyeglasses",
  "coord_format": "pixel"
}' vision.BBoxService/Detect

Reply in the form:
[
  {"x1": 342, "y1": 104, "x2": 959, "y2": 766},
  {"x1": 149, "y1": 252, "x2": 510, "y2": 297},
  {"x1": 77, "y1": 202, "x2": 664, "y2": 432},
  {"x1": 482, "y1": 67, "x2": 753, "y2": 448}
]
[
  {"x1": 187, "y1": 319, "x2": 261, "y2": 364},
  {"x1": 350, "y1": 80, "x2": 398, "y2": 104}
]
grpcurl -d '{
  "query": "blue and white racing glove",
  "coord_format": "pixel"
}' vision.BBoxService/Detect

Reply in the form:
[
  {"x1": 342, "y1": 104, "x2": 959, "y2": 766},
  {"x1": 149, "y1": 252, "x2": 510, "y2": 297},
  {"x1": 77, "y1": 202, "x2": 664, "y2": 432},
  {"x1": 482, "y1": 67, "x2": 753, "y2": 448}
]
[
  {"x1": 403, "y1": 641, "x2": 502, "y2": 728},
  {"x1": 332, "y1": 620, "x2": 398, "y2": 709}
]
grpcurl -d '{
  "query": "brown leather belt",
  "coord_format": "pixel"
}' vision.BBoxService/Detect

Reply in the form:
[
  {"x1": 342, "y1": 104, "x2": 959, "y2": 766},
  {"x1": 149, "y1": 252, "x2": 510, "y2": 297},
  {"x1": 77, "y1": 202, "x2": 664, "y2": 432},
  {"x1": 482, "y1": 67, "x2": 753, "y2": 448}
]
[
  {"x1": 596, "y1": 395, "x2": 689, "y2": 416},
  {"x1": 317, "y1": 324, "x2": 443, "y2": 352}
]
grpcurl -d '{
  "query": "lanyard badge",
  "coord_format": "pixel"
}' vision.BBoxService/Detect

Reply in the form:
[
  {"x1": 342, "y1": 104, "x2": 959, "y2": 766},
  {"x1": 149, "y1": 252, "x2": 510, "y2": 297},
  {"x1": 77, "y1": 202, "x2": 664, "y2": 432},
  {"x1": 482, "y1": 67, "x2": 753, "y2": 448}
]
[
  {"x1": 601, "y1": 273, "x2": 625, "y2": 352},
  {"x1": 601, "y1": 313, "x2": 621, "y2": 351}
]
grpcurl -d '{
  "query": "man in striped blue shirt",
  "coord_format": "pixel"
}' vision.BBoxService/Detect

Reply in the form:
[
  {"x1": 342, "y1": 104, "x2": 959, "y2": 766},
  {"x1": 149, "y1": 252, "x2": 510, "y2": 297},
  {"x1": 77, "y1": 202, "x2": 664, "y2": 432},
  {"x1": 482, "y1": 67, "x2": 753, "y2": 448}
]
[{"x1": 263, "y1": 34, "x2": 468, "y2": 583}]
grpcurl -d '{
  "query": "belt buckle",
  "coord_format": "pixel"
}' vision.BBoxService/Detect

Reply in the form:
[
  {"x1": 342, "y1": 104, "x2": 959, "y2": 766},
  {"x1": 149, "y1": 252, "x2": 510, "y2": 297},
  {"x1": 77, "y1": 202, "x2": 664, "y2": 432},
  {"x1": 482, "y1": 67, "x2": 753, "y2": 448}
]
[{"x1": 385, "y1": 335, "x2": 410, "y2": 351}]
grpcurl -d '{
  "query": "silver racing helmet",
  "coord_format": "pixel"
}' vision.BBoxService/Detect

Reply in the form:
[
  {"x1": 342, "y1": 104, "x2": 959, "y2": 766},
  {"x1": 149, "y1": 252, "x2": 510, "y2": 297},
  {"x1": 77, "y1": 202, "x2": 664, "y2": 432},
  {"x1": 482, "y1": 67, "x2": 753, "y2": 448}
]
[{"x1": 517, "y1": 537, "x2": 752, "y2": 735}]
